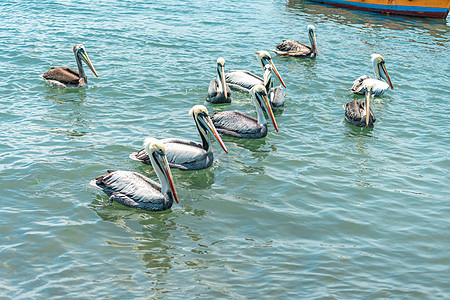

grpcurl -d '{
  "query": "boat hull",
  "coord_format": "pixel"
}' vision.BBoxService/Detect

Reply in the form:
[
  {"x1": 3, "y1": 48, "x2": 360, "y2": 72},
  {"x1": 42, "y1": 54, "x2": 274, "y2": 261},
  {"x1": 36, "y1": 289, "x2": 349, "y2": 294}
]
[{"x1": 309, "y1": 0, "x2": 450, "y2": 18}]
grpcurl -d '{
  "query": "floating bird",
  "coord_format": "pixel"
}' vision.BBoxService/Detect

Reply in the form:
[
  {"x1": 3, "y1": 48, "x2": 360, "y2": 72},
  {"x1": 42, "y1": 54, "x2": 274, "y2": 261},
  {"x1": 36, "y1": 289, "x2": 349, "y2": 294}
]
[
  {"x1": 349, "y1": 54, "x2": 393, "y2": 96},
  {"x1": 226, "y1": 51, "x2": 287, "y2": 111},
  {"x1": 211, "y1": 84, "x2": 278, "y2": 138},
  {"x1": 262, "y1": 64, "x2": 287, "y2": 112},
  {"x1": 130, "y1": 105, "x2": 228, "y2": 170},
  {"x1": 344, "y1": 83, "x2": 376, "y2": 127},
  {"x1": 271, "y1": 25, "x2": 318, "y2": 58},
  {"x1": 206, "y1": 57, "x2": 231, "y2": 103},
  {"x1": 40, "y1": 44, "x2": 98, "y2": 88},
  {"x1": 90, "y1": 139, "x2": 178, "y2": 211}
]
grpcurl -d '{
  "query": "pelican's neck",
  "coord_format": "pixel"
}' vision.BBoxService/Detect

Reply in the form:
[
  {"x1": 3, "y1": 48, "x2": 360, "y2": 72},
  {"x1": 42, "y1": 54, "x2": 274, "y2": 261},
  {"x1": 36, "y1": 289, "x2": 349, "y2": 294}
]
[
  {"x1": 266, "y1": 77, "x2": 272, "y2": 90},
  {"x1": 157, "y1": 167, "x2": 169, "y2": 196},
  {"x1": 372, "y1": 60, "x2": 381, "y2": 80},
  {"x1": 259, "y1": 56, "x2": 269, "y2": 71},
  {"x1": 75, "y1": 53, "x2": 86, "y2": 79},
  {"x1": 264, "y1": 69, "x2": 273, "y2": 91},
  {"x1": 309, "y1": 32, "x2": 316, "y2": 56},
  {"x1": 216, "y1": 74, "x2": 224, "y2": 94},
  {"x1": 150, "y1": 153, "x2": 171, "y2": 200},
  {"x1": 195, "y1": 118, "x2": 211, "y2": 152},
  {"x1": 216, "y1": 64, "x2": 225, "y2": 95},
  {"x1": 262, "y1": 64, "x2": 274, "y2": 96},
  {"x1": 253, "y1": 99, "x2": 267, "y2": 126}
]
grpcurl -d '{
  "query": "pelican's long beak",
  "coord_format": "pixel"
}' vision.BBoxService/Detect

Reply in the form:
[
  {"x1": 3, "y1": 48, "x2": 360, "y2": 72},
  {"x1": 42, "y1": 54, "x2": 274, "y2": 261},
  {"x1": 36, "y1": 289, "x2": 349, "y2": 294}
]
[
  {"x1": 312, "y1": 33, "x2": 318, "y2": 56},
  {"x1": 219, "y1": 65, "x2": 227, "y2": 99},
  {"x1": 379, "y1": 62, "x2": 393, "y2": 90},
  {"x1": 159, "y1": 153, "x2": 179, "y2": 204},
  {"x1": 270, "y1": 61, "x2": 286, "y2": 88},
  {"x1": 258, "y1": 89, "x2": 279, "y2": 132},
  {"x1": 199, "y1": 114, "x2": 228, "y2": 154},
  {"x1": 79, "y1": 50, "x2": 98, "y2": 77},
  {"x1": 365, "y1": 88, "x2": 372, "y2": 127}
]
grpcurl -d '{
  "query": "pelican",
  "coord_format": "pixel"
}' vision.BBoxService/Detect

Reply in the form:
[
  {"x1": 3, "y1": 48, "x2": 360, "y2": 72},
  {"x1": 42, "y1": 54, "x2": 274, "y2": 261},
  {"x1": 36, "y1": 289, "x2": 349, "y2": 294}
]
[
  {"x1": 344, "y1": 82, "x2": 376, "y2": 127},
  {"x1": 271, "y1": 25, "x2": 318, "y2": 58},
  {"x1": 349, "y1": 54, "x2": 393, "y2": 96},
  {"x1": 130, "y1": 105, "x2": 228, "y2": 170},
  {"x1": 90, "y1": 139, "x2": 178, "y2": 211},
  {"x1": 226, "y1": 51, "x2": 287, "y2": 111},
  {"x1": 211, "y1": 84, "x2": 279, "y2": 138},
  {"x1": 40, "y1": 44, "x2": 98, "y2": 88},
  {"x1": 262, "y1": 64, "x2": 287, "y2": 112},
  {"x1": 206, "y1": 57, "x2": 231, "y2": 103}
]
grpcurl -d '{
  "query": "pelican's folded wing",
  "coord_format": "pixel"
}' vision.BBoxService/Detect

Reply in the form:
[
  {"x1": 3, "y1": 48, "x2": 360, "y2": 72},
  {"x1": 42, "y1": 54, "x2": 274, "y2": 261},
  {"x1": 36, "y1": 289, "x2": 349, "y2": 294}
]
[{"x1": 211, "y1": 111, "x2": 260, "y2": 134}]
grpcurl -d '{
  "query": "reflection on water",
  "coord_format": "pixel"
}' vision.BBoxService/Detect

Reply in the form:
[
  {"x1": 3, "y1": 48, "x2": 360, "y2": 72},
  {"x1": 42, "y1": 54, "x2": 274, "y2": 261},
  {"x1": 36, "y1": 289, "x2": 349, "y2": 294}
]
[
  {"x1": 342, "y1": 121, "x2": 375, "y2": 188},
  {"x1": 137, "y1": 215, "x2": 178, "y2": 272},
  {"x1": 344, "y1": 120, "x2": 375, "y2": 136},
  {"x1": 137, "y1": 164, "x2": 216, "y2": 190},
  {"x1": 286, "y1": 0, "x2": 448, "y2": 38},
  {"x1": 208, "y1": 102, "x2": 233, "y2": 115},
  {"x1": 278, "y1": 55, "x2": 318, "y2": 84},
  {"x1": 49, "y1": 128, "x2": 90, "y2": 139},
  {"x1": 92, "y1": 199, "x2": 215, "y2": 289},
  {"x1": 352, "y1": 139, "x2": 372, "y2": 187},
  {"x1": 42, "y1": 86, "x2": 88, "y2": 104},
  {"x1": 172, "y1": 169, "x2": 216, "y2": 190},
  {"x1": 228, "y1": 137, "x2": 273, "y2": 161},
  {"x1": 41, "y1": 89, "x2": 93, "y2": 140},
  {"x1": 228, "y1": 136, "x2": 267, "y2": 153},
  {"x1": 223, "y1": 137, "x2": 275, "y2": 176},
  {"x1": 94, "y1": 205, "x2": 177, "y2": 272}
]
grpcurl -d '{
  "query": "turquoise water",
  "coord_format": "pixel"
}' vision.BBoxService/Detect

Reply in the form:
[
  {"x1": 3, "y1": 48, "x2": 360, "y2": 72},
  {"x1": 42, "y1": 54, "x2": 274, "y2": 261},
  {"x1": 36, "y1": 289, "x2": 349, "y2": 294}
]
[{"x1": 1, "y1": 0, "x2": 449, "y2": 298}]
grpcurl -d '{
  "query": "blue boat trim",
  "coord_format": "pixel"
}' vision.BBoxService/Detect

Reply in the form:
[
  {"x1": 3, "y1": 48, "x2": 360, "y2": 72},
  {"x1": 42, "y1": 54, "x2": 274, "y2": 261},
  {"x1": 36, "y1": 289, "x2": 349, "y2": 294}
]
[{"x1": 313, "y1": 0, "x2": 448, "y2": 13}]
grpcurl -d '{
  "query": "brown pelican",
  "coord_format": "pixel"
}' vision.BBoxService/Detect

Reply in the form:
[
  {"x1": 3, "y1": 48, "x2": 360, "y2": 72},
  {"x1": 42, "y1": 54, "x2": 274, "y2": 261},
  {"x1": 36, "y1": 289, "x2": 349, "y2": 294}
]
[
  {"x1": 90, "y1": 139, "x2": 179, "y2": 211},
  {"x1": 271, "y1": 25, "x2": 318, "y2": 58},
  {"x1": 225, "y1": 51, "x2": 286, "y2": 111},
  {"x1": 344, "y1": 83, "x2": 376, "y2": 127},
  {"x1": 40, "y1": 44, "x2": 98, "y2": 88},
  {"x1": 130, "y1": 105, "x2": 228, "y2": 170},
  {"x1": 211, "y1": 84, "x2": 279, "y2": 138},
  {"x1": 207, "y1": 57, "x2": 231, "y2": 103},
  {"x1": 262, "y1": 64, "x2": 287, "y2": 112},
  {"x1": 350, "y1": 54, "x2": 393, "y2": 96}
]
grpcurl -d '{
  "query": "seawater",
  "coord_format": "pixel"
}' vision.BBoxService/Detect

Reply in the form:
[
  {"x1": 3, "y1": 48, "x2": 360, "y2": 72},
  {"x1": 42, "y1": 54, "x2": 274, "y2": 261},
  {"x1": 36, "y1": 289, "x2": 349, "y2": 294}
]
[{"x1": 0, "y1": 0, "x2": 449, "y2": 298}]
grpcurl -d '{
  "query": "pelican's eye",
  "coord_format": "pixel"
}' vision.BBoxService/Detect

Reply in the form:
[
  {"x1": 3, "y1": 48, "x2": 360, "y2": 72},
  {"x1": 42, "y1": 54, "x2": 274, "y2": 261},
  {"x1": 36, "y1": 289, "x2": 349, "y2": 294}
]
[{"x1": 154, "y1": 148, "x2": 164, "y2": 156}]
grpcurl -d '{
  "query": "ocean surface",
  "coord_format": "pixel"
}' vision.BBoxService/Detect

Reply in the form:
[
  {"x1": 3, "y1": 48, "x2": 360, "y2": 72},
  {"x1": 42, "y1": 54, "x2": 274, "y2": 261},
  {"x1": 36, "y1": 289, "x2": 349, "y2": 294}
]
[{"x1": 1, "y1": 0, "x2": 449, "y2": 298}]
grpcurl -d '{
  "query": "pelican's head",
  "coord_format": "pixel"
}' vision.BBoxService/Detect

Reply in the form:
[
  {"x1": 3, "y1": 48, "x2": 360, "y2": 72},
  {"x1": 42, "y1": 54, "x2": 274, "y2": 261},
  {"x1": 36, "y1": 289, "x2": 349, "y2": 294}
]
[
  {"x1": 371, "y1": 54, "x2": 393, "y2": 90},
  {"x1": 189, "y1": 105, "x2": 228, "y2": 154},
  {"x1": 216, "y1": 57, "x2": 227, "y2": 98},
  {"x1": 73, "y1": 44, "x2": 98, "y2": 77},
  {"x1": 143, "y1": 138, "x2": 179, "y2": 204},
  {"x1": 217, "y1": 57, "x2": 225, "y2": 67},
  {"x1": 307, "y1": 25, "x2": 318, "y2": 56},
  {"x1": 364, "y1": 82, "x2": 374, "y2": 127},
  {"x1": 255, "y1": 50, "x2": 286, "y2": 88},
  {"x1": 251, "y1": 85, "x2": 279, "y2": 132},
  {"x1": 255, "y1": 50, "x2": 272, "y2": 68}
]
